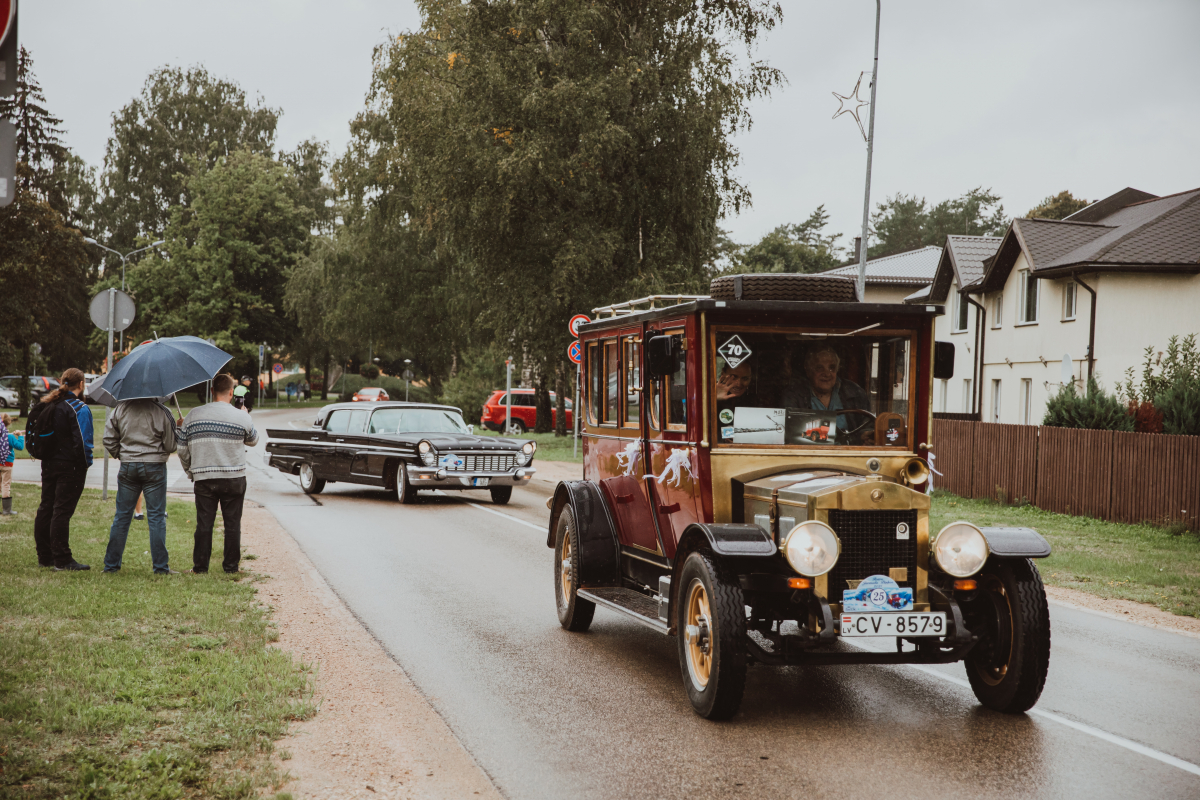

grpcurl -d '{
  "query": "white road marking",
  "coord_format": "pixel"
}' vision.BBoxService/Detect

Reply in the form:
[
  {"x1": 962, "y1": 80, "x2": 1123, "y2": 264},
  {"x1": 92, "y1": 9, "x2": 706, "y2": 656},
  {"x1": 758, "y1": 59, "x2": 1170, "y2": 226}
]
[
  {"x1": 850, "y1": 639, "x2": 1200, "y2": 777},
  {"x1": 433, "y1": 490, "x2": 545, "y2": 532}
]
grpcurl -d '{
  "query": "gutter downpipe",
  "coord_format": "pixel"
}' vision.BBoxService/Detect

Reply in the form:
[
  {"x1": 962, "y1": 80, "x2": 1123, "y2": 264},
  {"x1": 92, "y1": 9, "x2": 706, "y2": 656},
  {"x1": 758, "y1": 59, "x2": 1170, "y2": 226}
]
[
  {"x1": 966, "y1": 294, "x2": 987, "y2": 420},
  {"x1": 1073, "y1": 273, "x2": 1097, "y2": 391}
]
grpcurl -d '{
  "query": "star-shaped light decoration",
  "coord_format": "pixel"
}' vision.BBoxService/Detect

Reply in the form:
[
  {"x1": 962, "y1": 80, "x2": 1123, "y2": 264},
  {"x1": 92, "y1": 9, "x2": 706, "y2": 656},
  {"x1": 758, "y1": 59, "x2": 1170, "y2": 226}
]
[{"x1": 832, "y1": 71, "x2": 871, "y2": 142}]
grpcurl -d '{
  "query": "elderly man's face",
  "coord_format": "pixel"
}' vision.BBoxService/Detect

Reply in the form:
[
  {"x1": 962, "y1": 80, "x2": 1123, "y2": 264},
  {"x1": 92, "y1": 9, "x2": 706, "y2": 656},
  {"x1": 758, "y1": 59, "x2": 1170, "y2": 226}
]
[{"x1": 806, "y1": 352, "x2": 839, "y2": 393}]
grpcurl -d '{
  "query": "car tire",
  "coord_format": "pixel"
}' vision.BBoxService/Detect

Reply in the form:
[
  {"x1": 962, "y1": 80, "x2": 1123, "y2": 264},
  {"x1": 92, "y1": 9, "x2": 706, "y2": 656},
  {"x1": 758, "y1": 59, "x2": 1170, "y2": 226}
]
[
  {"x1": 554, "y1": 506, "x2": 595, "y2": 632},
  {"x1": 676, "y1": 551, "x2": 748, "y2": 720},
  {"x1": 489, "y1": 486, "x2": 513, "y2": 505},
  {"x1": 299, "y1": 463, "x2": 325, "y2": 495},
  {"x1": 506, "y1": 419, "x2": 527, "y2": 435},
  {"x1": 394, "y1": 462, "x2": 417, "y2": 504},
  {"x1": 965, "y1": 558, "x2": 1051, "y2": 714}
]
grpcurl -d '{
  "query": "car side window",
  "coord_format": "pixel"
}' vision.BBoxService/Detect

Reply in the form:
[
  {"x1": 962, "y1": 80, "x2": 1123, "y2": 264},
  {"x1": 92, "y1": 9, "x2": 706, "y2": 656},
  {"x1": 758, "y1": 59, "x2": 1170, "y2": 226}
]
[
  {"x1": 666, "y1": 331, "x2": 687, "y2": 430},
  {"x1": 325, "y1": 410, "x2": 351, "y2": 432},
  {"x1": 587, "y1": 343, "x2": 601, "y2": 425},
  {"x1": 604, "y1": 340, "x2": 619, "y2": 424},
  {"x1": 348, "y1": 410, "x2": 368, "y2": 432},
  {"x1": 623, "y1": 336, "x2": 641, "y2": 428}
]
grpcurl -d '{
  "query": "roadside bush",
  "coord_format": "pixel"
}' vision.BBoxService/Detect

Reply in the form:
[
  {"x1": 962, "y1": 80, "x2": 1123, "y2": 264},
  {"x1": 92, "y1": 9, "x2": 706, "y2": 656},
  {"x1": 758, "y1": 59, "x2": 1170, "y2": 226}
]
[
  {"x1": 1118, "y1": 334, "x2": 1200, "y2": 436},
  {"x1": 441, "y1": 343, "x2": 510, "y2": 422},
  {"x1": 1042, "y1": 376, "x2": 1134, "y2": 431},
  {"x1": 359, "y1": 363, "x2": 381, "y2": 380}
]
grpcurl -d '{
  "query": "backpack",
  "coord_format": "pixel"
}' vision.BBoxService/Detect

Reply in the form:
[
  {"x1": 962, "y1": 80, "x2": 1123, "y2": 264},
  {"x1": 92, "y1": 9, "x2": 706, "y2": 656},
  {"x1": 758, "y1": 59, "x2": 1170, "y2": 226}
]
[{"x1": 24, "y1": 400, "x2": 58, "y2": 461}]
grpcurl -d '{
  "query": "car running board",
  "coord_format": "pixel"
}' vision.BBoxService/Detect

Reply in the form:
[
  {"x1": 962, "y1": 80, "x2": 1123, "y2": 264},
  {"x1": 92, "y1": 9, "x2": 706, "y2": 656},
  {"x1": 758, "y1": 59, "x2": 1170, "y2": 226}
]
[{"x1": 577, "y1": 587, "x2": 670, "y2": 635}]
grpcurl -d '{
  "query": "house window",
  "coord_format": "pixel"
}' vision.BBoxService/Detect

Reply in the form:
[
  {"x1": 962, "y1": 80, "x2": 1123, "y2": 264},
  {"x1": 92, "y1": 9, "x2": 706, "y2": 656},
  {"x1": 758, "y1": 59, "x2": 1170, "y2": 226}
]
[
  {"x1": 962, "y1": 379, "x2": 973, "y2": 414},
  {"x1": 1018, "y1": 270, "x2": 1038, "y2": 324},
  {"x1": 1063, "y1": 282, "x2": 1077, "y2": 321},
  {"x1": 991, "y1": 379, "x2": 1002, "y2": 423},
  {"x1": 992, "y1": 292, "x2": 1003, "y2": 328},
  {"x1": 939, "y1": 379, "x2": 948, "y2": 413},
  {"x1": 1020, "y1": 379, "x2": 1033, "y2": 425},
  {"x1": 954, "y1": 292, "x2": 969, "y2": 333}
]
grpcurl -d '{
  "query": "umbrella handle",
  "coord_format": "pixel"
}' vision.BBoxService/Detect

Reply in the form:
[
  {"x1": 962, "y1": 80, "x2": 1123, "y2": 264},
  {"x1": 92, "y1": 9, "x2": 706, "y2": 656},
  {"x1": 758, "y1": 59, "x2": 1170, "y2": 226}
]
[{"x1": 173, "y1": 394, "x2": 184, "y2": 423}]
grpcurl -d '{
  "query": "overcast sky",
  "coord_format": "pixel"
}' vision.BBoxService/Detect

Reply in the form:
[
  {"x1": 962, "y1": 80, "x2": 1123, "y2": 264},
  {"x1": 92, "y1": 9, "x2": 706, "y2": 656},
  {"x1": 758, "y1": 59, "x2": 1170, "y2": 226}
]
[{"x1": 25, "y1": 0, "x2": 1200, "y2": 248}]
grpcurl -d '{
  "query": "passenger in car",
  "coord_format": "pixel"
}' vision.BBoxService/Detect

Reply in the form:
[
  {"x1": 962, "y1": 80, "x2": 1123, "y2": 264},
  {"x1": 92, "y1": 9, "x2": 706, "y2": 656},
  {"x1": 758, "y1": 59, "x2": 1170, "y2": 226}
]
[
  {"x1": 782, "y1": 345, "x2": 872, "y2": 432},
  {"x1": 714, "y1": 359, "x2": 758, "y2": 415}
]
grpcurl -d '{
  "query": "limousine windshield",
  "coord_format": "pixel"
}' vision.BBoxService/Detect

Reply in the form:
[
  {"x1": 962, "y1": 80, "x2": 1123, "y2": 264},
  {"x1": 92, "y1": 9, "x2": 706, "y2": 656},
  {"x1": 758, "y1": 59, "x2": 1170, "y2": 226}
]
[
  {"x1": 367, "y1": 407, "x2": 470, "y2": 435},
  {"x1": 711, "y1": 326, "x2": 916, "y2": 449}
]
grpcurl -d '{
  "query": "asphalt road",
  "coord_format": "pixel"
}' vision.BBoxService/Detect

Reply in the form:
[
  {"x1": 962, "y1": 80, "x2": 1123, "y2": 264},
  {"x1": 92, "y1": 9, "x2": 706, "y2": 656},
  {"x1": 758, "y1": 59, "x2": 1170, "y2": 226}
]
[{"x1": 36, "y1": 407, "x2": 1200, "y2": 799}]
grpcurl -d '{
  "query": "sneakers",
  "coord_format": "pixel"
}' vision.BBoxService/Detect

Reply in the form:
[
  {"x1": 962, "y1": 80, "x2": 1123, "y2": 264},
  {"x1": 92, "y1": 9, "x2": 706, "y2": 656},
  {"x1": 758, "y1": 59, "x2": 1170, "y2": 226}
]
[
  {"x1": 54, "y1": 562, "x2": 91, "y2": 571},
  {"x1": 134, "y1": 513, "x2": 144, "y2": 521}
]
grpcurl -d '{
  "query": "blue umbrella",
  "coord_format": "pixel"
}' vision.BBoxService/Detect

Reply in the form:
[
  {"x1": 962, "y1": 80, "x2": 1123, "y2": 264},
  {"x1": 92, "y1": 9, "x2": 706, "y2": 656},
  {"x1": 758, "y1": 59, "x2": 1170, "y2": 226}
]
[{"x1": 103, "y1": 336, "x2": 233, "y2": 403}]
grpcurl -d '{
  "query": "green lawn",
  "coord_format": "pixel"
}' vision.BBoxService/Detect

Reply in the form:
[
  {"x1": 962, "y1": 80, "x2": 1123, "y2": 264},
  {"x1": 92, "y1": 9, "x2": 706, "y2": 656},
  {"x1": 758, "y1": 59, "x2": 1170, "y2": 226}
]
[
  {"x1": 0, "y1": 483, "x2": 312, "y2": 799},
  {"x1": 931, "y1": 491, "x2": 1200, "y2": 618},
  {"x1": 475, "y1": 427, "x2": 583, "y2": 464}
]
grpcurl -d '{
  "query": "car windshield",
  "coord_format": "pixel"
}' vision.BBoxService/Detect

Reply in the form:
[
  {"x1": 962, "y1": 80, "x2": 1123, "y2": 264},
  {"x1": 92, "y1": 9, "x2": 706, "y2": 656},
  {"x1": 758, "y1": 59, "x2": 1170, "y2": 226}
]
[
  {"x1": 711, "y1": 327, "x2": 915, "y2": 449},
  {"x1": 360, "y1": 388, "x2": 381, "y2": 395},
  {"x1": 368, "y1": 408, "x2": 470, "y2": 434}
]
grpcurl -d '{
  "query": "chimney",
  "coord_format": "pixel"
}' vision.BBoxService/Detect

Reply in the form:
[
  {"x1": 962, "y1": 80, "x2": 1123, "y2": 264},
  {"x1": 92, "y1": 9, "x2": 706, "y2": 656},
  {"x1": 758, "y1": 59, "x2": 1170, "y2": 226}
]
[{"x1": 853, "y1": 236, "x2": 862, "y2": 263}]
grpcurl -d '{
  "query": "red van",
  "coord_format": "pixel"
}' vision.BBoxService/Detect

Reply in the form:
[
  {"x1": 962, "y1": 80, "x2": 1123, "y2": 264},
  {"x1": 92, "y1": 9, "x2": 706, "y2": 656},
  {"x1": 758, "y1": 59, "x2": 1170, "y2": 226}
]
[{"x1": 481, "y1": 389, "x2": 574, "y2": 433}]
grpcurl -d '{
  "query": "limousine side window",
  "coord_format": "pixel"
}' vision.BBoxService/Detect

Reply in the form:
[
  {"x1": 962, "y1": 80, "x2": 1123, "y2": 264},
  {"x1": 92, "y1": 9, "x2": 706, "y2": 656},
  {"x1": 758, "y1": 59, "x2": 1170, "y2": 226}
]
[
  {"x1": 348, "y1": 410, "x2": 368, "y2": 432},
  {"x1": 325, "y1": 410, "x2": 351, "y2": 432}
]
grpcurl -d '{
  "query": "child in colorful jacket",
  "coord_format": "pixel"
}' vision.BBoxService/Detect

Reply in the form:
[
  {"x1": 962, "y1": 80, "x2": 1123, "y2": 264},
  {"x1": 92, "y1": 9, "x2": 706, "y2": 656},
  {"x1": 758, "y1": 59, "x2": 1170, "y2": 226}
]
[{"x1": 1, "y1": 412, "x2": 24, "y2": 515}]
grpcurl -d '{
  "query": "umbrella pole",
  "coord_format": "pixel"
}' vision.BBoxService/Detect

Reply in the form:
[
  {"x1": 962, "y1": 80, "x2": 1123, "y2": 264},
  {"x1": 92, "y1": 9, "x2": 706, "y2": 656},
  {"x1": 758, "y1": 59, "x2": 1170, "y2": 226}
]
[{"x1": 173, "y1": 394, "x2": 184, "y2": 422}]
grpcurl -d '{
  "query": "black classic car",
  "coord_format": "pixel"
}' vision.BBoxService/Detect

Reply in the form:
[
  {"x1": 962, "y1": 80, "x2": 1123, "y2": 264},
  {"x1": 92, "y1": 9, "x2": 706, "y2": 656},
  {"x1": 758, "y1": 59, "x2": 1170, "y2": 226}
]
[{"x1": 265, "y1": 402, "x2": 537, "y2": 504}]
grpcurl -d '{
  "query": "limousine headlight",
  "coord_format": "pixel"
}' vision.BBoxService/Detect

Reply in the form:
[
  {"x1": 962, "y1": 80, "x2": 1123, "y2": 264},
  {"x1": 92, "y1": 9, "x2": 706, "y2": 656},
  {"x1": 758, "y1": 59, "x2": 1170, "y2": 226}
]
[
  {"x1": 782, "y1": 521, "x2": 841, "y2": 578},
  {"x1": 514, "y1": 441, "x2": 535, "y2": 467},
  {"x1": 418, "y1": 440, "x2": 436, "y2": 467},
  {"x1": 933, "y1": 522, "x2": 989, "y2": 578}
]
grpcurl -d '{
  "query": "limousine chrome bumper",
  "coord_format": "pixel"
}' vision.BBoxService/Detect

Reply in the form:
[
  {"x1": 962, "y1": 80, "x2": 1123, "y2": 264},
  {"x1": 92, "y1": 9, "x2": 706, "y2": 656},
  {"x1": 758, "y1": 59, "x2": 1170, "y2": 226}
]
[{"x1": 406, "y1": 465, "x2": 537, "y2": 489}]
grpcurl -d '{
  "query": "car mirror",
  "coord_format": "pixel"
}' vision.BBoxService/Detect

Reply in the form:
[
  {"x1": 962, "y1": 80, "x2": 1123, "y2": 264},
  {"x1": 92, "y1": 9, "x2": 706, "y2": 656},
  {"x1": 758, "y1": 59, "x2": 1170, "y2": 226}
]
[
  {"x1": 934, "y1": 342, "x2": 955, "y2": 380},
  {"x1": 646, "y1": 335, "x2": 675, "y2": 378},
  {"x1": 468, "y1": 424, "x2": 475, "y2": 434}
]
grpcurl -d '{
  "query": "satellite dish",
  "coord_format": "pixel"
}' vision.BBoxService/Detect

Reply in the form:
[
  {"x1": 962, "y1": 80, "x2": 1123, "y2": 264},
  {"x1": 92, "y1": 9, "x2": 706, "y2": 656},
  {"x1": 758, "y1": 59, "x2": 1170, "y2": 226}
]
[{"x1": 1061, "y1": 354, "x2": 1073, "y2": 386}]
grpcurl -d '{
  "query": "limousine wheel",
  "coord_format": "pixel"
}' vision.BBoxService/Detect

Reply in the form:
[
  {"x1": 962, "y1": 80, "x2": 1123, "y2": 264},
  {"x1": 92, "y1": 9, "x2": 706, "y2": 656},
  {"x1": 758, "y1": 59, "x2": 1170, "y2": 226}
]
[
  {"x1": 490, "y1": 486, "x2": 512, "y2": 505},
  {"x1": 299, "y1": 463, "x2": 325, "y2": 495},
  {"x1": 554, "y1": 507, "x2": 594, "y2": 631},
  {"x1": 965, "y1": 558, "x2": 1051, "y2": 714},
  {"x1": 394, "y1": 462, "x2": 416, "y2": 504},
  {"x1": 677, "y1": 552, "x2": 747, "y2": 720}
]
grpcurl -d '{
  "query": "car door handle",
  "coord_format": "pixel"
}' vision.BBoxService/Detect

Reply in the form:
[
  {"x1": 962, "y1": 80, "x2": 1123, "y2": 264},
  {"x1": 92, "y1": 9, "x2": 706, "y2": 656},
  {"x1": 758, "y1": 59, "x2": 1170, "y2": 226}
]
[
  {"x1": 310, "y1": 436, "x2": 321, "y2": 441},
  {"x1": 658, "y1": 502, "x2": 681, "y2": 514},
  {"x1": 613, "y1": 492, "x2": 635, "y2": 504},
  {"x1": 335, "y1": 438, "x2": 345, "y2": 443}
]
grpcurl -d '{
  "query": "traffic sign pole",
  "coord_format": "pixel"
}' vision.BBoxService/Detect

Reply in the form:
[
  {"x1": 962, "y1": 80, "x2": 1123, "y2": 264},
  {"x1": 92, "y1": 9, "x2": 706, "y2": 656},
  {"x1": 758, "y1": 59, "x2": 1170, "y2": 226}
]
[
  {"x1": 573, "y1": 363, "x2": 581, "y2": 459},
  {"x1": 102, "y1": 289, "x2": 115, "y2": 500},
  {"x1": 505, "y1": 359, "x2": 513, "y2": 436}
]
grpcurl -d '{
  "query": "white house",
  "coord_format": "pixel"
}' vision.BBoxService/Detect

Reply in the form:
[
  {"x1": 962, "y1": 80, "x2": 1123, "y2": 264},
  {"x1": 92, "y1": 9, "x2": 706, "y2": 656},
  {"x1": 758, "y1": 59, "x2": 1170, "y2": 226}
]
[
  {"x1": 823, "y1": 246, "x2": 941, "y2": 304},
  {"x1": 966, "y1": 187, "x2": 1200, "y2": 425}
]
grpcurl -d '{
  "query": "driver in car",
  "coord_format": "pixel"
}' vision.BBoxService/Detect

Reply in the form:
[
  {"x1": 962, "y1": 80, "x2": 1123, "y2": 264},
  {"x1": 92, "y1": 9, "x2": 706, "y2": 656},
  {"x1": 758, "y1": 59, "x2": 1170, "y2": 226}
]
[
  {"x1": 783, "y1": 345, "x2": 873, "y2": 442},
  {"x1": 714, "y1": 359, "x2": 755, "y2": 413}
]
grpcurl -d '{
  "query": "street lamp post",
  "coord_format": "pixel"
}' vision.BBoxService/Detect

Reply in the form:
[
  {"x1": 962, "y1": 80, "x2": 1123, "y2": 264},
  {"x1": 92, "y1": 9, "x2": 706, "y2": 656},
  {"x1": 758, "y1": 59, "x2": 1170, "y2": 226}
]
[
  {"x1": 403, "y1": 359, "x2": 412, "y2": 401},
  {"x1": 84, "y1": 238, "x2": 165, "y2": 352}
]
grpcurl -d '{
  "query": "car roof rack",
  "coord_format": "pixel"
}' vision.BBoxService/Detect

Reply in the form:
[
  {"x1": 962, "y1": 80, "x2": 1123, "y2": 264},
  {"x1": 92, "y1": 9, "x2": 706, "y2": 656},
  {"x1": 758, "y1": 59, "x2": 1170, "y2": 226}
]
[{"x1": 591, "y1": 294, "x2": 709, "y2": 318}]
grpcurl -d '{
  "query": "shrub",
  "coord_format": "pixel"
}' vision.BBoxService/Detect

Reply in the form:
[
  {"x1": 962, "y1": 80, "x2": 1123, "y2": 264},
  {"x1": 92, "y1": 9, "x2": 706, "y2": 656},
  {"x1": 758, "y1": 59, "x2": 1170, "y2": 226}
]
[
  {"x1": 1127, "y1": 400, "x2": 1164, "y2": 433},
  {"x1": 1042, "y1": 376, "x2": 1134, "y2": 431},
  {"x1": 1117, "y1": 334, "x2": 1200, "y2": 436},
  {"x1": 441, "y1": 343, "x2": 510, "y2": 422},
  {"x1": 359, "y1": 363, "x2": 381, "y2": 380}
]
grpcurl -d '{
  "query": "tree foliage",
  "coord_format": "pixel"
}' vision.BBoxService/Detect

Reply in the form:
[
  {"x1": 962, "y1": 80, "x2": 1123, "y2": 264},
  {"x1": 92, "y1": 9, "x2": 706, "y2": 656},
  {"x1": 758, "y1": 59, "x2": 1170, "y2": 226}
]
[
  {"x1": 1042, "y1": 376, "x2": 1134, "y2": 432},
  {"x1": 869, "y1": 187, "x2": 1007, "y2": 259},
  {"x1": 0, "y1": 47, "x2": 67, "y2": 194},
  {"x1": 327, "y1": 0, "x2": 782, "y2": 430},
  {"x1": 1118, "y1": 335, "x2": 1200, "y2": 436},
  {"x1": 122, "y1": 150, "x2": 309, "y2": 372},
  {"x1": 731, "y1": 205, "x2": 842, "y2": 274},
  {"x1": 1026, "y1": 190, "x2": 1090, "y2": 221},
  {"x1": 97, "y1": 66, "x2": 280, "y2": 250}
]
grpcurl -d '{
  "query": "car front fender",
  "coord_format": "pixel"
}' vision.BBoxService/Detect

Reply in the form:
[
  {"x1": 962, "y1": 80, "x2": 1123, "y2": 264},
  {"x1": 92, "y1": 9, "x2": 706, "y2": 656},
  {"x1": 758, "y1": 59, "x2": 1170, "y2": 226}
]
[
  {"x1": 980, "y1": 526, "x2": 1051, "y2": 559},
  {"x1": 548, "y1": 480, "x2": 619, "y2": 587}
]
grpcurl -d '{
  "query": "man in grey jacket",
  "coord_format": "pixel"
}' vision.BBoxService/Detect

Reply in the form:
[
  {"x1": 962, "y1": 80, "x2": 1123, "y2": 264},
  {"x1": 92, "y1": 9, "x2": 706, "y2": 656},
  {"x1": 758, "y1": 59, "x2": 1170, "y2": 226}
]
[
  {"x1": 103, "y1": 397, "x2": 179, "y2": 573},
  {"x1": 178, "y1": 373, "x2": 258, "y2": 574}
]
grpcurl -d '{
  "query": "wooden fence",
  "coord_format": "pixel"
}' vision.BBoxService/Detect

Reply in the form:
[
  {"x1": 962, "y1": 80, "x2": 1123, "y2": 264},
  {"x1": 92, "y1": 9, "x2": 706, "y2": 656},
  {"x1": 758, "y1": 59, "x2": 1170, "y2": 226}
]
[{"x1": 930, "y1": 420, "x2": 1200, "y2": 529}]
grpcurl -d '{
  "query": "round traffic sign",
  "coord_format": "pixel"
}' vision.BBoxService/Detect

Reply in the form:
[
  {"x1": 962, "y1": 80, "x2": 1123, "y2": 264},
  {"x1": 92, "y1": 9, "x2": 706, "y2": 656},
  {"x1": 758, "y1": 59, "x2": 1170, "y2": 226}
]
[
  {"x1": 272, "y1": 363, "x2": 283, "y2": 374},
  {"x1": 88, "y1": 288, "x2": 136, "y2": 332},
  {"x1": 567, "y1": 340, "x2": 583, "y2": 364},
  {"x1": 0, "y1": 1, "x2": 15, "y2": 48},
  {"x1": 568, "y1": 314, "x2": 591, "y2": 338}
]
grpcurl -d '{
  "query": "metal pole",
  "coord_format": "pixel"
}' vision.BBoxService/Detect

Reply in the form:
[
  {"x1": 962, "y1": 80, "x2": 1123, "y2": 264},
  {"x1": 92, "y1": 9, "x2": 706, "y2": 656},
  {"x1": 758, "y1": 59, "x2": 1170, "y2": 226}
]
[
  {"x1": 119, "y1": 255, "x2": 127, "y2": 354},
  {"x1": 857, "y1": 0, "x2": 881, "y2": 302},
  {"x1": 573, "y1": 363, "x2": 581, "y2": 458},
  {"x1": 505, "y1": 359, "x2": 513, "y2": 436},
  {"x1": 103, "y1": 288, "x2": 115, "y2": 501}
]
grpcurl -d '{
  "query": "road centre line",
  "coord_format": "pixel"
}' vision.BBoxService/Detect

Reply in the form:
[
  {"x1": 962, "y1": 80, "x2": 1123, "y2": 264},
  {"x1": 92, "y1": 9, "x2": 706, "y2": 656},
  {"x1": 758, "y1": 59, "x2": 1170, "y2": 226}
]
[
  {"x1": 433, "y1": 490, "x2": 545, "y2": 532},
  {"x1": 850, "y1": 639, "x2": 1200, "y2": 778}
]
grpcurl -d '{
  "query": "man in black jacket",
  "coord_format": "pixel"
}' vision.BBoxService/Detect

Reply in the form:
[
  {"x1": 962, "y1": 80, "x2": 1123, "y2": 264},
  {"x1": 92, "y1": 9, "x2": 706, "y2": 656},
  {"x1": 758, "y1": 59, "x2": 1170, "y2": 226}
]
[{"x1": 33, "y1": 368, "x2": 94, "y2": 571}]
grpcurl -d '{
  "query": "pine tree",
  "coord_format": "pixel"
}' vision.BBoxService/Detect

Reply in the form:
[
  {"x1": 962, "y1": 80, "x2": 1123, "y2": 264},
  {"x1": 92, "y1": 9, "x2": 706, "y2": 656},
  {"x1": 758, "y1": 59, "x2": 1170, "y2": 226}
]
[{"x1": 0, "y1": 47, "x2": 67, "y2": 194}]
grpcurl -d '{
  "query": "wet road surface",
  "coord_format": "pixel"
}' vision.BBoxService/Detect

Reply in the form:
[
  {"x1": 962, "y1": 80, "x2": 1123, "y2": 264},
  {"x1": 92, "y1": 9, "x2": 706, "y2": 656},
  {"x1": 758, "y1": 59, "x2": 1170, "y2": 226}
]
[{"x1": 60, "y1": 407, "x2": 1200, "y2": 798}]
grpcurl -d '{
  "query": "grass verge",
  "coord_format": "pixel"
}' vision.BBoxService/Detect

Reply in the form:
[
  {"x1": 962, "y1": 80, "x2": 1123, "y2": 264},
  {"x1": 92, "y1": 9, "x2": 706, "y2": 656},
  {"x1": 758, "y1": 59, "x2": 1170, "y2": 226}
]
[
  {"x1": 475, "y1": 428, "x2": 583, "y2": 464},
  {"x1": 0, "y1": 482, "x2": 313, "y2": 799},
  {"x1": 931, "y1": 491, "x2": 1200, "y2": 618}
]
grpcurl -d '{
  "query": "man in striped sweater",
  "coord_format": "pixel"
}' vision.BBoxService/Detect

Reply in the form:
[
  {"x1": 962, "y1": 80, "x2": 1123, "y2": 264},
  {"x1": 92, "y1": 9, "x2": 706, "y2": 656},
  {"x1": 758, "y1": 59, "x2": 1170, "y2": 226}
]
[{"x1": 178, "y1": 373, "x2": 259, "y2": 574}]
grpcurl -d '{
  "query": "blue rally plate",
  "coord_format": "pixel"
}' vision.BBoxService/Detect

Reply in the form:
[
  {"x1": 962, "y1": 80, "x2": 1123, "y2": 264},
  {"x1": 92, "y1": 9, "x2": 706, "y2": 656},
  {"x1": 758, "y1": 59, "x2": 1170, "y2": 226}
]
[{"x1": 843, "y1": 574, "x2": 913, "y2": 612}]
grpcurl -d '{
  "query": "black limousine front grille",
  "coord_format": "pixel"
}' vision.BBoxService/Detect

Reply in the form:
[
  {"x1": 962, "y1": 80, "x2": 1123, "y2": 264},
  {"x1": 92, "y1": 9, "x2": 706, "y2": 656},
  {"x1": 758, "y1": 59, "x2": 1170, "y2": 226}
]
[
  {"x1": 826, "y1": 509, "x2": 918, "y2": 590},
  {"x1": 445, "y1": 453, "x2": 516, "y2": 472}
]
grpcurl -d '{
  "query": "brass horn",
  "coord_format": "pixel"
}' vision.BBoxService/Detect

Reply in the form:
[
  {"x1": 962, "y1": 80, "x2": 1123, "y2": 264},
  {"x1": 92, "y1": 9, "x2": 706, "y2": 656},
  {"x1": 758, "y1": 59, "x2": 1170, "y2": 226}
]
[{"x1": 902, "y1": 457, "x2": 931, "y2": 485}]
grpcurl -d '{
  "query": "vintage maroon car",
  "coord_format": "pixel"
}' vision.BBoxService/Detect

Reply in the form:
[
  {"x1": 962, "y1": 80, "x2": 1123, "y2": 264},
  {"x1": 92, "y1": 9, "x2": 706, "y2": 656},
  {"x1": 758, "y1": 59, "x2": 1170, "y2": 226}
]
[{"x1": 547, "y1": 275, "x2": 1051, "y2": 719}]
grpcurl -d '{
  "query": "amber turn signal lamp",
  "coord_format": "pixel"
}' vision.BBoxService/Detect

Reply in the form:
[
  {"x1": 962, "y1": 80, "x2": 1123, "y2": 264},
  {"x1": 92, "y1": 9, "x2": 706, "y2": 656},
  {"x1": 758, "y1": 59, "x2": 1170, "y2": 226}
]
[
  {"x1": 954, "y1": 579, "x2": 977, "y2": 591},
  {"x1": 788, "y1": 577, "x2": 812, "y2": 590}
]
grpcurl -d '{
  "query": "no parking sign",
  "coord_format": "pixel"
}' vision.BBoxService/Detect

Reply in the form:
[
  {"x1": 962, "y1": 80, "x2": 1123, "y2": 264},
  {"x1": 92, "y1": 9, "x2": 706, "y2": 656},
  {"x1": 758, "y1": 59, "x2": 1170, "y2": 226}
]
[{"x1": 567, "y1": 340, "x2": 583, "y2": 364}]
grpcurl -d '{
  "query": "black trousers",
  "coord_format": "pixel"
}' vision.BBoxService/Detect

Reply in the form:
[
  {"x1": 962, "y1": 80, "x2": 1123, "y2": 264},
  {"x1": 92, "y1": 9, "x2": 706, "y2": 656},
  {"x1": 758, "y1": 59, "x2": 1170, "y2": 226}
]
[
  {"x1": 193, "y1": 477, "x2": 247, "y2": 573},
  {"x1": 34, "y1": 461, "x2": 87, "y2": 567}
]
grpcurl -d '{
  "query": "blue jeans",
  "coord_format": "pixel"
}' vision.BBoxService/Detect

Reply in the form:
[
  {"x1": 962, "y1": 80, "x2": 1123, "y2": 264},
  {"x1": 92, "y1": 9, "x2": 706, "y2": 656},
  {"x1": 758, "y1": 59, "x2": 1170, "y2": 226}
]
[{"x1": 104, "y1": 462, "x2": 169, "y2": 573}]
